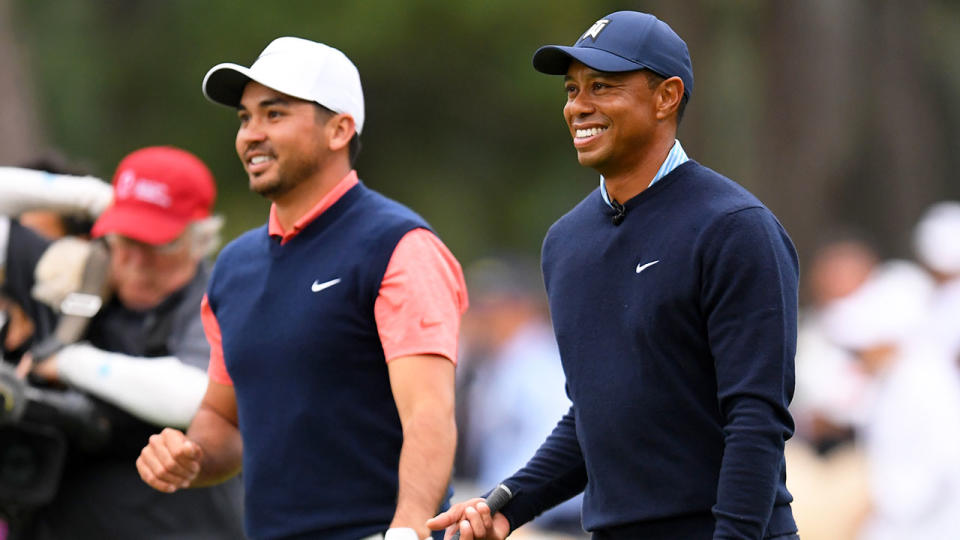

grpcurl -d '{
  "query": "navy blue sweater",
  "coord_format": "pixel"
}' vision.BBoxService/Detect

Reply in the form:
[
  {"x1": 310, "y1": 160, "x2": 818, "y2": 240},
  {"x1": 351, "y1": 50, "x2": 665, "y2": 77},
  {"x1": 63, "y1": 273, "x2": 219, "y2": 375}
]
[
  {"x1": 207, "y1": 182, "x2": 430, "y2": 540},
  {"x1": 500, "y1": 161, "x2": 798, "y2": 539}
]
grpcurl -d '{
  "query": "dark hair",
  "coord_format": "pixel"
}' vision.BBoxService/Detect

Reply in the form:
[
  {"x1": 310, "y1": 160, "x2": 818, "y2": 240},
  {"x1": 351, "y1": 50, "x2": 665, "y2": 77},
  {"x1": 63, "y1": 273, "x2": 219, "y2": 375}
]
[
  {"x1": 19, "y1": 153, "x2": 96, "y2": 235},
  {"x1": 643, "y1": 70, "x2": 688, "y2": 124},
  {"x1": 314, "y1": 104, "x2": 362, "y2": 167},
  {"x1": 347, "y1": 134, "x2": 362, "y2": 167},
  {"x1": 19, "y1": 153, "x2": 88, "y2": 177}
]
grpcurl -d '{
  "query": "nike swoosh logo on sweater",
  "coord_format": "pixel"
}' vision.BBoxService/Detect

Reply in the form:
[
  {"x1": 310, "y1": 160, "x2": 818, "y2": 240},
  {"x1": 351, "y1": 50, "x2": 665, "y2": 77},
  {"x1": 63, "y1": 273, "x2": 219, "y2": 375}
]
[
  {"x1": 311, "y1": 278, "x2": 341, "y2": 292},
  {"x1": 635, "y1": 260, "x2": 660, "y2": 274}
]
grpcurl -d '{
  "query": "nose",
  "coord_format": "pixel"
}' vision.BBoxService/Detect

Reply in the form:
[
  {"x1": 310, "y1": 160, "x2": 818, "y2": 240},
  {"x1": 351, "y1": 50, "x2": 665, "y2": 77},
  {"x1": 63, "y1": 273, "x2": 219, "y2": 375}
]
[
  {"x1": 564, "y1": 90, "x2": 595, "y2": 121},
  {"x1": 236, "y1": 118, "x2": 266, "y2": 153}
]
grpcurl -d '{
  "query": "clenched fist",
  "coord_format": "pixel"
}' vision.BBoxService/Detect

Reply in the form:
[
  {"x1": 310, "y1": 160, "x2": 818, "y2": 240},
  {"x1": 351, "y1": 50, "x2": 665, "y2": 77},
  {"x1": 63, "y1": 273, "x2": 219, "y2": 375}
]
[{"x1": 136, "y1": 427, "x2": 204, "y2": 492}]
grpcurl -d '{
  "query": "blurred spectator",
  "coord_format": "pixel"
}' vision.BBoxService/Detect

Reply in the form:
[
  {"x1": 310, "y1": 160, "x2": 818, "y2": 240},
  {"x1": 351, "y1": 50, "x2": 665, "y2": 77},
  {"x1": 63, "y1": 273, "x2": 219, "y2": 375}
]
[
  {"x1": 457, "y1": 256, "x2": 585, "y2": 538},
  {"x1": 792, "y1": 239, "x2": 877, "y2": 452},
  {"x1": 16, "y1": 155, "x2": 97, "y2": 240},
  {"x1": 787, "y1": 239, "x2": 877, "y2": 540},
  {"x1": 1, "y1": 156, "x2": 94, "y2": 363},
  {"x1": 0, "y1": 147, "x2": 245, "y2": 539},
  {"x1": 822, "y1": 260, "x2": 960, "y2": 540},
  {"x1": 913, "y1": 201, "x2": 960, "y2": 357}
]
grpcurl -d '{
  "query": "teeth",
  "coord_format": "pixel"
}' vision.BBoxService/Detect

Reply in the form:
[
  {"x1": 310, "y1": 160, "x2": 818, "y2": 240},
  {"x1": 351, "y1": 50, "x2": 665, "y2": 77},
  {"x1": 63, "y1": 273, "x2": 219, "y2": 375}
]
[
  {"x1": 250, "y1": 156, "x2": 271, "y2": 165},
  {"x1": 575, "y1": 127, "x2": 607, "y2": 138}
]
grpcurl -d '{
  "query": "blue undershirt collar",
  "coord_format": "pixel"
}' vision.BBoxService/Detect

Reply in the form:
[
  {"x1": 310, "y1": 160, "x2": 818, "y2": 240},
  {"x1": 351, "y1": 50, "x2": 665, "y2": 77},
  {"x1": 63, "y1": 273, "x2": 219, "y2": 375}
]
[{"x1": 600, "y1": 139, "x2": 689, "y2": 208}]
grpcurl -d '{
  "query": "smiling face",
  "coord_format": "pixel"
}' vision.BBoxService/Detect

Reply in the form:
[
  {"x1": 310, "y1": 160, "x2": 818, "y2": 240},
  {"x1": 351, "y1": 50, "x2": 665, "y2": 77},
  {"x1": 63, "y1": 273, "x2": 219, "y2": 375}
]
[
  {"x1": 563, "y1": 61, "x2": 673, "y2": 176},
  {"x1": 235, "y1": 82, "x2": 335, "y2": 200}
]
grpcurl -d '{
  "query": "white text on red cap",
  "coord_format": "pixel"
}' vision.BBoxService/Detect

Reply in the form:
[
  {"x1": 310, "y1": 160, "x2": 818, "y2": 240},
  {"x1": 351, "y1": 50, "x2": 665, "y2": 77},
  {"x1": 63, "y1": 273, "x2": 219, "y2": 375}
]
[{"x1": 116, "y1": 169, "x2": 173, "y2": 209}]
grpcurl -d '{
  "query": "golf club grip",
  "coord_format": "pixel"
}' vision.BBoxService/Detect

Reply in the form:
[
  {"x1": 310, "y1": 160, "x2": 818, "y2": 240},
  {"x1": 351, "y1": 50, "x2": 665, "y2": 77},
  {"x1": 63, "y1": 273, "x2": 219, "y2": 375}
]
[{"x1": 450, "y1": 484, "x2": 513, "y2": 540}]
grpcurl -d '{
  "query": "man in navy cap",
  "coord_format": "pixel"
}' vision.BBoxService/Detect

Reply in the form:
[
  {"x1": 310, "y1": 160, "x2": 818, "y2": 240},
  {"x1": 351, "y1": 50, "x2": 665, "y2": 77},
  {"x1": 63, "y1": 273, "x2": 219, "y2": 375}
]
[{"x1": 429, "y1": 11, "x2": 799, "y2": 540}]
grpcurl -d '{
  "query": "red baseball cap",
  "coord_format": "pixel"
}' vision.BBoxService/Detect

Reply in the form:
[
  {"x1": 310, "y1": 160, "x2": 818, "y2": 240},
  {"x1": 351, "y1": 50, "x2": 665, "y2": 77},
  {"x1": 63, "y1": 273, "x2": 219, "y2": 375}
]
[{"x1": 92, "y1": 146, "x2": 216, "y2": 245}]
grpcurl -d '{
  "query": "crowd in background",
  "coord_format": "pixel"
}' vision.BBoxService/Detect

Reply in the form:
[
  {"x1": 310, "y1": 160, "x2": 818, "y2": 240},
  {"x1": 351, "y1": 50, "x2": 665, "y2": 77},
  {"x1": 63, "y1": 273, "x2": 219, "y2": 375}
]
[
  {"x1": 453, "y1": 256, "x2": 585, "y2": 539},
  {"x1": 785, "y1": 201, "x2": 960, "y2": 540},
  {"x1": 4, "y1": 168, "x2": 960, "y2": 539}
]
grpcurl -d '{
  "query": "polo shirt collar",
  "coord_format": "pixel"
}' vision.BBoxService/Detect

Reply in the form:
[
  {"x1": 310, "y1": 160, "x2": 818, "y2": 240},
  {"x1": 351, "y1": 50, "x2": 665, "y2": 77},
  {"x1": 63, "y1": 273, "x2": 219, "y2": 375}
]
[{"x1": 268, "y1": 170, "x2": 359, "y2": 244}]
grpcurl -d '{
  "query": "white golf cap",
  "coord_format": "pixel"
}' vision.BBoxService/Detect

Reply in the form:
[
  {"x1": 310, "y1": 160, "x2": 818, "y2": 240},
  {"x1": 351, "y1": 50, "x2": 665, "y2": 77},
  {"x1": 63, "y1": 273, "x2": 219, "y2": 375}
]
[
  {"x1": 914, "y1": 201, "x2": 960, "y2": 276},
  {"x1": 202, "y1": 37, "x2": 365, "y2": 134},
  {"x1": 822, "y1": 260, "x2": 935, "y2": 350}
]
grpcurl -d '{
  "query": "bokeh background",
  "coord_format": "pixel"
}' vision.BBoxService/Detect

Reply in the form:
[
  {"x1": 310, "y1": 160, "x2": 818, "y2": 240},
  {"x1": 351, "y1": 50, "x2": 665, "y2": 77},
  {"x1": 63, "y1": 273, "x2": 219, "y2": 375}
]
[
  {"x1": 4, "y1": 0, "x2": 960, "y2": 275},
  {"x1": 4, "y1": 1, "x2": 960, "y2": 538}
]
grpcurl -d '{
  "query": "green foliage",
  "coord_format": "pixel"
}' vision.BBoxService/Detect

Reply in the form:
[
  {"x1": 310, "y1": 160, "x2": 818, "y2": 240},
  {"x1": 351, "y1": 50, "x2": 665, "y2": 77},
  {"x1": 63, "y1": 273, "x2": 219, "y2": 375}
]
[
  {"x1": 11, "y1": 0, "x2": 960, "y2": 266},
  {"x1": 10, "y1": 0, "x2": 626, "y2": 262}
]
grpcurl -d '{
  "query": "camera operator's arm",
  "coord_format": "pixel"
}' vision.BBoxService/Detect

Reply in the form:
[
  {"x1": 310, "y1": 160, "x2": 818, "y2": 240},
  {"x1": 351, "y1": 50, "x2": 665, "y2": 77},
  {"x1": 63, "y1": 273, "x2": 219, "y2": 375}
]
[
  {"x1": 25, "y1": 226, "x2": 218, "y2": 428},
  {"x1": 0, "y1": 167, "x2": 112, "y2": 218},
  {"x1": 36, "y1": 344, "x2": 208, "y2": 428},
  {"x1": 27, "y1": 296, "x2": 214, "y2": 428},
  {"x1": 0, "y1": 167, "x2": 111, "y2": 338}
]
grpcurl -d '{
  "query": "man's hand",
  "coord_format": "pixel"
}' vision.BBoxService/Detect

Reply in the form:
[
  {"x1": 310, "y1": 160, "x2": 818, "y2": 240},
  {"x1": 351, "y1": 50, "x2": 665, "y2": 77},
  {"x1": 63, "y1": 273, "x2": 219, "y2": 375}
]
[
  {"x1": 136, "y1": 427, "x2": 204, "y2": 493},
  {"x1": 426, "y1": 498, "x2": 510, "y2": 540},
  {"x1": 0, "y1": 298, "x2": 34, "y2": 353},
  {"x1": 18, "y1": 352, "x2": 60, "y2": 382}
]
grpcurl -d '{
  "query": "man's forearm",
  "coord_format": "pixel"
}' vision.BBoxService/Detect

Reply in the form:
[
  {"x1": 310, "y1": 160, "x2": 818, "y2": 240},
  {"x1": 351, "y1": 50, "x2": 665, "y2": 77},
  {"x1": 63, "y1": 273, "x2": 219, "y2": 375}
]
[
  {"x1": 391, "y1": 408, "x2": 457, "y2": 536},
  {"x1": 186, "y1": 406, "x2": 243, "y2": 487},
  {"x1": 713, "y1": 397, "x2": 791, "y2": 539},
  {"x1": 0, "y1": 167, "x2": 112, "y2": 217},
  {"x1": 55, "y1": 344, "x2": 206, "y2": 428}
]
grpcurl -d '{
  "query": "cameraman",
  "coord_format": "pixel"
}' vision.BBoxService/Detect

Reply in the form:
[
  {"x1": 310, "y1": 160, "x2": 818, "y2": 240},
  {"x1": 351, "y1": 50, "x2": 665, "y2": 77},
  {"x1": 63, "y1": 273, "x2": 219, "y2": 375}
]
[
  {"x1": 1, "y1": 157, "x2": 98, "y2": 362},
  {"x1": 0, "y1": 146, "x2": 245, "y2": 539}
]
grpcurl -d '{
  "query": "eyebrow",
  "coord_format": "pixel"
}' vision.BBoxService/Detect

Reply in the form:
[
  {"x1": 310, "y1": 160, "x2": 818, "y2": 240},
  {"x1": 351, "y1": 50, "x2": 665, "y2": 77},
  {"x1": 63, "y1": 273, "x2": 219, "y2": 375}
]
[
  {"x1": 238, "y1": 97, "x2": 292, "y2": 112},
  {"x1": 565, "y1": 69, "x2": 620, "y2": 82}
]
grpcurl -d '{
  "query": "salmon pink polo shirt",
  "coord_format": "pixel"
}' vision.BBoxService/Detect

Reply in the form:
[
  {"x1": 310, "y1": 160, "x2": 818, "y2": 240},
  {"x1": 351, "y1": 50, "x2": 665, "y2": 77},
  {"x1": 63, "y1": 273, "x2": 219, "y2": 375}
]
[{"x1": 202, "y1": 170, "x2": 468, "y2": 385}]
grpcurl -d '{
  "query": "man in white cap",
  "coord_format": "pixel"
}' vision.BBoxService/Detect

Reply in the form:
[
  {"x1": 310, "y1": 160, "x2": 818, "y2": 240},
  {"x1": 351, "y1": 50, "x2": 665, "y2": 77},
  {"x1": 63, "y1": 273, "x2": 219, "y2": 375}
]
[
  {"x1": 137, "y1": 37, "x2": 467, "y2": 540},
  {"x1": 914, "y1": 201, "x2": 960, "y2": 357},
  {"x1": 822, "y1": 260, "x2": 960, "y2": 540},
  {"x1": 0, "y1": 147, "x2": 244, "y2": 539}
]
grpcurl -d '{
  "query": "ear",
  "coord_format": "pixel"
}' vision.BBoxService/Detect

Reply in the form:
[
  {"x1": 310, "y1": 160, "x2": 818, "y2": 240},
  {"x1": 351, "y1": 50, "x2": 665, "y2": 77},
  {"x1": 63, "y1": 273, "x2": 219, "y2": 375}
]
[
  {"x1": 655, "y1": 76, "x2": 684, "y2": 121},
  {"x1": 327, "y1": 114, "x2": 356, "y2": 153}
]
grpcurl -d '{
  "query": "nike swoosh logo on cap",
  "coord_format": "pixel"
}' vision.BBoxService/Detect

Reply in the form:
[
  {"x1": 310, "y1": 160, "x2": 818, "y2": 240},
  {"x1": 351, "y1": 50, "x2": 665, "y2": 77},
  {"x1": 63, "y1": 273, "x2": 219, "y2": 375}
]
[
  {"x1": 311, "y1": 278, "x2": 341, "y2": 292},
  {"x1": 635, "y1": 260, "x2": 660, "y2": 273}
]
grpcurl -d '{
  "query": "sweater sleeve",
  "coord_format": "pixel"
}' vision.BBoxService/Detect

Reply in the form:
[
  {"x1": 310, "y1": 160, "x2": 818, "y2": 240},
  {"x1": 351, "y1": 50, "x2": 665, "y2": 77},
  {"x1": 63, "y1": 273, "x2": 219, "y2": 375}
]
[
  {"x1": 699, "y1": 207, "x2": 798, "y2": 539},
  {"x1": 498, "y1": 405, "x2": 588, "y2": 531}
]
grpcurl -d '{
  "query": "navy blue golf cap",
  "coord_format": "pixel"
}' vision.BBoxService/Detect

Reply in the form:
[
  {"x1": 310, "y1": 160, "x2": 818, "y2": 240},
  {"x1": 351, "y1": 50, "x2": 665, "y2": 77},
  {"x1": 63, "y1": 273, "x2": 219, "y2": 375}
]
[{"x1": 533, "y1": 11, "x2": 694, "y2": 98}]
